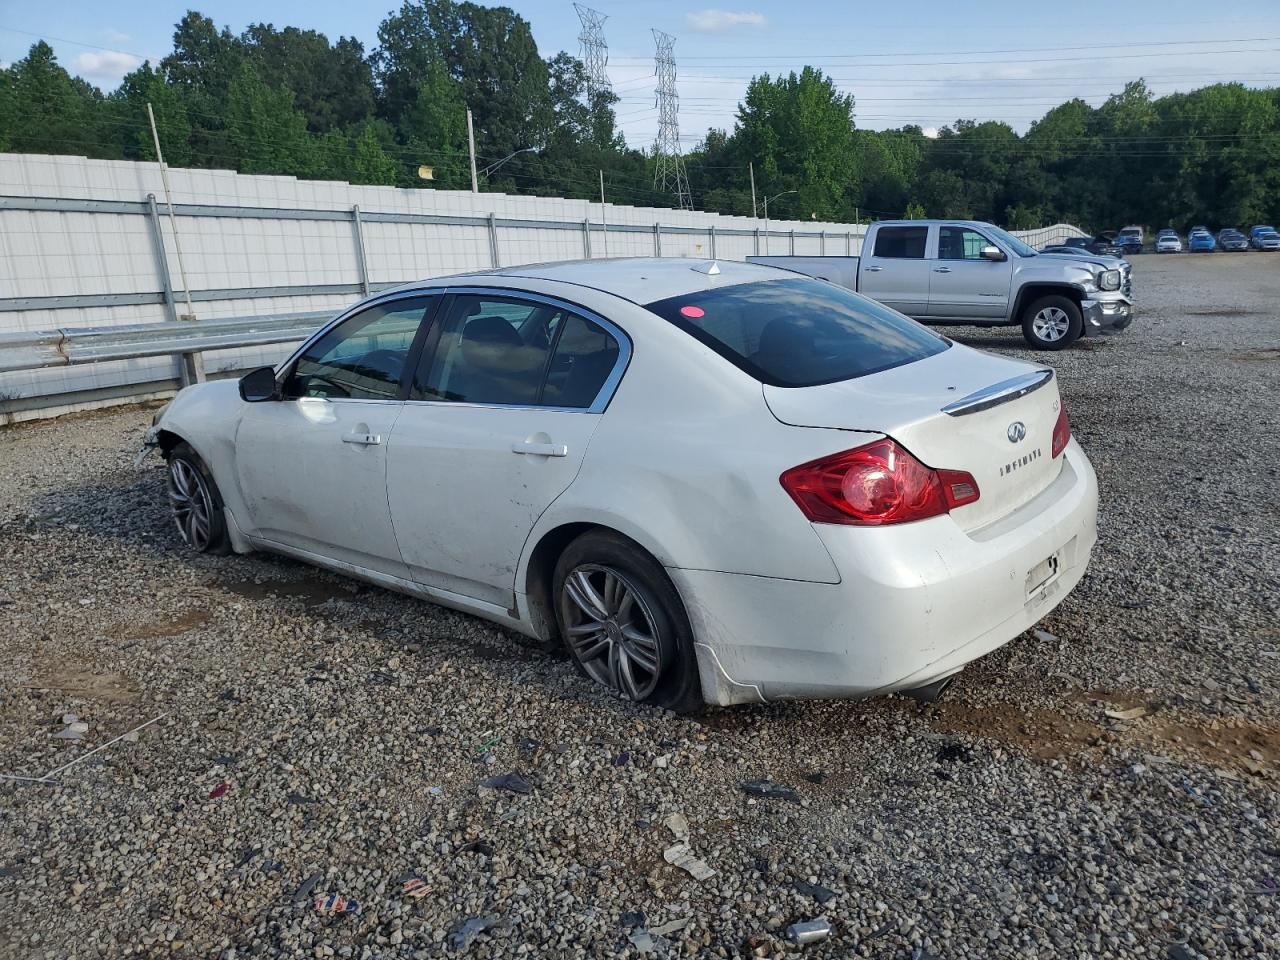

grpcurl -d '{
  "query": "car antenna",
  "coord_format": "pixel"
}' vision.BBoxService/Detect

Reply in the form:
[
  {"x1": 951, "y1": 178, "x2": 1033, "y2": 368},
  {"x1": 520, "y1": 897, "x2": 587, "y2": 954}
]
[{"x1": 691, "y1": 260, "x2": 720, "y2": 275}]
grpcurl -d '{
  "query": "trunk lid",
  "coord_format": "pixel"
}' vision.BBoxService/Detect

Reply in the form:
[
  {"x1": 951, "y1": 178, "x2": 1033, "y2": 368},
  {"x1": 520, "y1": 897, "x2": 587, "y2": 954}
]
[{"x1": 764, "y1": 345, "x2": 1065, "y2": 531}]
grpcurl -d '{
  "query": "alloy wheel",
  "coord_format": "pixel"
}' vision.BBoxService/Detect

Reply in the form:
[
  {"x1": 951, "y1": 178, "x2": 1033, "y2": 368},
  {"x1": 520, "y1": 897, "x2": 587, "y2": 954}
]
[
  {"x1": 1032, "y1": 307, "x2": 1070, "y2": 343},
  {"x1": 168, "y1": 458, "x2": 214, "y2": 551},
  {"x1": 561, "y1": 564, "x2": 662, "y2": 700}
]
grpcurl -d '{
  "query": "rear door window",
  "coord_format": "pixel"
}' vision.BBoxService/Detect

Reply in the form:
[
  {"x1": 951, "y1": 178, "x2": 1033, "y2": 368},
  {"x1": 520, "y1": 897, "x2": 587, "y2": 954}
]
[
  {"x1": 645, "y1": 277, "x2": 949, "y2": 388},
  {"x1": 872, "y1": 226, "x2": 929, "y2": 259}
]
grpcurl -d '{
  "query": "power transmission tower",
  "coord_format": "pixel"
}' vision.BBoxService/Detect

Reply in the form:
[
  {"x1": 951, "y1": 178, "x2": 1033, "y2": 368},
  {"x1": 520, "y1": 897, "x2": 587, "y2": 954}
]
[
  {"x1": 573, "y1": 3, "x2": 611, "y2": 97},
  {"x1": 652, "y1": 29, "x2": 692, "y2": 210}
]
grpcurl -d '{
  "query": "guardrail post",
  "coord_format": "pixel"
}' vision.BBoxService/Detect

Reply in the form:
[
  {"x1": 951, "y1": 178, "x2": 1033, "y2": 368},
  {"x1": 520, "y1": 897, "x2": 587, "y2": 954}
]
[
  {"x1": 487, "y1": 212, "x2": 500, "y2": 268},
  {"x1": 179, "y1": 350, "x2": 206, "y2": 386},
  {"x1": 145, "y1": 194, "x2": 180, "y2": 325},
  {"x1": 789, "y1": 229, "x2": 796, "y2": 255},
  {"x1": 710, "y1": 225, "x2": 717, "y2": 259},
  {"x1": 847, "y1": 232, "x2": 853, "y2": 255},
  {"x1": 754, "y1": 228, "x2": 760, "y2": 255},
  {"x1": 582, "y1": 218, "x2": 592, "y2": 258},
  {"x1": 351, "y1": 205, "x2": 371, "y2": 296},
  {"x1": 654, "y1": 223, "x2": 662, "y2": 257},
  {"x1": 820, "y1": 230, "x2": 826, "y2": 255}
]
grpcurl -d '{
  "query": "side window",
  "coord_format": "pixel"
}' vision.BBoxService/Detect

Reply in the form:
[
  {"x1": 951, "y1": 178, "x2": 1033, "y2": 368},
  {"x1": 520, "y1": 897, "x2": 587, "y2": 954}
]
[
  {"x1": 542, "y1": 315, "x2": 621, "y2": 408},
  {"x1": 284, "y1": 297, "x2": 432, "y2": 400},
  {"x1": 413, "y1": 295, "x2": 621, "y2": 408},
  {"x1": 938, "y1": 227, "x2": 991, "y2": 260},
  {"x1": 872, "y1": 226, "x2": 928, "y2": 259}
]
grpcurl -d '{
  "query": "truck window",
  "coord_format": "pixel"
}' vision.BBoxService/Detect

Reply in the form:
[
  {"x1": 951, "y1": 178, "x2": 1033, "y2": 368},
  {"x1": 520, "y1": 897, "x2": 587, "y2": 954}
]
[
  {"x1": 938, "y1": 227, "x2": 991, "y2": 260},
  {"x1": 644, "y1": 277, "x2": 949, "y2": 388},
  {"x1": 872, "y1": 226, "x2": 928, "y2": 259}
]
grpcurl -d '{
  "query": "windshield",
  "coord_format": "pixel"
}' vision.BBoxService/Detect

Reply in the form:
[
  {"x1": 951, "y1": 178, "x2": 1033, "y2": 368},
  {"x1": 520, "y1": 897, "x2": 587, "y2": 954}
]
[
  {"x1": 644, "y1": 277, "x2": 949, "y2": 388},
  {"x1": 982, "y1": 225, "x2": 1038, "y2": 258}
]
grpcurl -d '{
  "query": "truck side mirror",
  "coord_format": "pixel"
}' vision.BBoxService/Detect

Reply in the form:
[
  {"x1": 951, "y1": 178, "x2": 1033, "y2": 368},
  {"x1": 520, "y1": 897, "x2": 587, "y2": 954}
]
[
  {"x1": 980, "y1": 245, "x2": 1006, "y2": 262},
  {"x1": 239, "y1": 365, "x2": 280, "y2": 402}
]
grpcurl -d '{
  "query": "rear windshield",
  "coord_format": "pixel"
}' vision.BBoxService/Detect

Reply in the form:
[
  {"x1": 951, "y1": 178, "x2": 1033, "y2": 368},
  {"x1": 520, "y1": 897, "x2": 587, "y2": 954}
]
[{"x1": 644, "y1": 277, "x2": 949, "y2": 388}]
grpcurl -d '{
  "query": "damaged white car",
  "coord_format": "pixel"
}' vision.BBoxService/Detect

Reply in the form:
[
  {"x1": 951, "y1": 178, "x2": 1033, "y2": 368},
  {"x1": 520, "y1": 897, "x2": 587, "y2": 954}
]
[{"x1": 142, "y1": 258, "x2": 1098, "y2": 710}]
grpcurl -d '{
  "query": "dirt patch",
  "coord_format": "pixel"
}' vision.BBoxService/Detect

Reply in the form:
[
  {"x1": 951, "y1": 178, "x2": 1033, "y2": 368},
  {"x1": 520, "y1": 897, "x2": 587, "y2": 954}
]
[
  {"x1": 21, "y1": 664, "x2": 139, "y2": 706},
  {"x1": 217, "y1": 577, "x2": 357, "y2": 608},
  {"x1": 1232, "y1": 347, "x2": 1280, "y2": 362},
  {"x1": 926, "y1": 700, "x2": 1104, "y2": 761},
  {"x1": 1141, "y1": 717, "x2": 1279, "y2": 778},
  {"x1": 114, "y1": 609, "x2": 211, "y2": 641}
]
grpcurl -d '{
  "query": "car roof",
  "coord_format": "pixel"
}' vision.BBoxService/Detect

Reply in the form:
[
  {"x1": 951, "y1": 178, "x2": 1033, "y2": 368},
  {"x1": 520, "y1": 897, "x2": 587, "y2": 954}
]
[{"x1": 390, "y1": 258, "x2": 794, "y2": 305}]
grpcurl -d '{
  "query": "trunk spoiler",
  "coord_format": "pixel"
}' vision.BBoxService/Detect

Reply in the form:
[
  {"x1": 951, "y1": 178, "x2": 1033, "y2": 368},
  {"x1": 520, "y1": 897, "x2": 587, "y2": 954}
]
[{"x1": 941, "y1": 369, "x2": 1054, "y2": 417}]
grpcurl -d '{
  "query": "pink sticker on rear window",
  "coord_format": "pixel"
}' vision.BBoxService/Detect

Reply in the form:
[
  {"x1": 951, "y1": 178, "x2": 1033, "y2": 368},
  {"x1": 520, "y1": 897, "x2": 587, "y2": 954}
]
[{"x1": 680, "y1": 305, "x2": 705, "y2": 318}]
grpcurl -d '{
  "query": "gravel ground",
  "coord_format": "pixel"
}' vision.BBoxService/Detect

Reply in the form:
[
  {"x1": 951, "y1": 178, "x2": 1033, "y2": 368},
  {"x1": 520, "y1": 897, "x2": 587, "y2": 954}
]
[{"x1": 1, "y1": 253, "x2": 1278, "y2": 960}]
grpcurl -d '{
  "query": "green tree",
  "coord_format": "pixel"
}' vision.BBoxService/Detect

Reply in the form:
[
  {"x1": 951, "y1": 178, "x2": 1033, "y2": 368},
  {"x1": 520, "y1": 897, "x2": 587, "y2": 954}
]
[
  {"x1": 0, "y1": 42, "x2": 102, "y2": 156},
  {"x1": 224, "y1": 62, "x2": 317, "y2": 177},
  {"x1": 106, "y1": 61, "x2": 193, "y2": 165},
  {"x1": 241, "y1": 24, "x2": 375, "y2": 134},
  {"x1": 348, "y1": 120, "x2": 401, "y2": 185}
]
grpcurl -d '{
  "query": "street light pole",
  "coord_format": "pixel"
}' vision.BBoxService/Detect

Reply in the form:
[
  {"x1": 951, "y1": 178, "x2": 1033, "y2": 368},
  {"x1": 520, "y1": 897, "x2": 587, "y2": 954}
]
[
  {"x1": 467, "y1": 109, "x2": 479, "y2": 193},
  {"x1": 762, "y1": 189, "x2": 797, "y2": 256}
]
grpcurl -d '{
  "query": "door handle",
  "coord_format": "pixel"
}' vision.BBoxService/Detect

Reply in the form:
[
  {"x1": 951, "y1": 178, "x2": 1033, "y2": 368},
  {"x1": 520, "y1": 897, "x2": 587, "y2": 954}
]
[
  {"x1": 511, "y1": 441, "x2": 568, "y2": 457},
  {"x1": 342, "y1": 432, "x2": 382, "y2": 446},
  {"x1": 933, "y1": 266, "x2": 952, "y2": 273},
  {"x1": 865, "y1": 265, "x2": 883, "y2": 272}
]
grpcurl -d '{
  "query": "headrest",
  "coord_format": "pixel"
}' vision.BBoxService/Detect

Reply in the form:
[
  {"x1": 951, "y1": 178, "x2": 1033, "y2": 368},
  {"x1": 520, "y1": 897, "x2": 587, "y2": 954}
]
[{"x1": 462, "y1": 315, "x2": 522, "y2": 347}]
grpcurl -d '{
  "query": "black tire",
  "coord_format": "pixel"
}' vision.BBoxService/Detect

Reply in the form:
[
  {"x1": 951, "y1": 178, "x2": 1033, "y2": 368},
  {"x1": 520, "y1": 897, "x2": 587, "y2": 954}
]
[
  {"x1": 1021, "y1": 294, "x2": 1083, "y2": 351},
  {"x1": 552, "y1": 530, "x2": 702, "y2": 712},
  {"x1": 166, "y1": 442, "x2": 231, "y2": 555}
]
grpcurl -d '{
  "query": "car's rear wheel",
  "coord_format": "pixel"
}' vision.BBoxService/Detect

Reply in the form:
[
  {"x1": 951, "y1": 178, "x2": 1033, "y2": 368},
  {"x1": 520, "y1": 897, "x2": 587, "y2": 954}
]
[
  {"x1": 1022, "y1": 295, "x2": 1083, "y2": 350},
  {"x1": 553, "y1": 531, "x2": 701, "y2": 712},
  {"x1": 167, "y1": 442, "x2": 230, "y2": 554}
]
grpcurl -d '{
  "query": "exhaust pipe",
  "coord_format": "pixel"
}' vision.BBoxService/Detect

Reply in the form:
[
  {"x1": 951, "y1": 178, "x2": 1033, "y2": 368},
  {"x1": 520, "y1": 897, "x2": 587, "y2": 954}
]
[{"x1": 900, "y1": 674, "x2": 956, "y2": 704}]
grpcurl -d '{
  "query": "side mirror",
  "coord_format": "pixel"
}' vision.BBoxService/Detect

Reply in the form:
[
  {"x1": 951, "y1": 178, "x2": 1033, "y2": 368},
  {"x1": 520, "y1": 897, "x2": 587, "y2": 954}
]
[
  {"x1": 239, "y1": 365, "x2": 280, "y2": 402},
  {"x1": 980, "y1": 245, "x2": 1007, "y2": 262}
]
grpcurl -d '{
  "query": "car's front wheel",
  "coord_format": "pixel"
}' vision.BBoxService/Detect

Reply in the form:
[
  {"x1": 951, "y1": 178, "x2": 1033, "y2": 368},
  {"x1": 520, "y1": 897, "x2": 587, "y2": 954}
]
[
  {"x1": 1021, "y1": 294, "x2": 1083, "y2": 350},
  {"x1": 553, "y1": 531, "x2": 701, "y2": 712},
  {"x1": 166, "y1": 442, "x2": 230, "y2": 554}
]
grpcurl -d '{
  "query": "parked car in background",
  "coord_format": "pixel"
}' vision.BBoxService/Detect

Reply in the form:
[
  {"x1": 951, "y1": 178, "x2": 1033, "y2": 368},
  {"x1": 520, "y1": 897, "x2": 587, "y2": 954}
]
[
  {"x1": 749, "y1": 219, "x2": 1133, "y2": 350},
  {"x1": 1155, "y1": 230, "x2": 1182, "y2": 254},
  {"x1": 1043, "y1": 235, "x2": 1123, "y2": 257},
  {"x1": 1190, "y1": 224, "x2": 1209, "y2": 235},
  {"x1": 139, "y1": 257, "x2": 1100, "y2": 708},
  {"x1": 1250, "y1": 226, "x2": 1280, "y2": 251},
  {"x1": 1116, "y1": 227, "x2": 1144, "y2": 254},
  {"x1": 1217, "y1": 229, "x2": 1249, "y2": 252},
  {"x1": 1187, "y1": 229, "x2": 1216, "y2": 252}
]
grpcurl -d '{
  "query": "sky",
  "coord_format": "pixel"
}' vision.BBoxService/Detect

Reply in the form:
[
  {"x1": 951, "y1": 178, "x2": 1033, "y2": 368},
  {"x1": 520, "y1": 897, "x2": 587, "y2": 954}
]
[{"x1": 3, "y1": 0, "x2": 1280, "y2": 147}]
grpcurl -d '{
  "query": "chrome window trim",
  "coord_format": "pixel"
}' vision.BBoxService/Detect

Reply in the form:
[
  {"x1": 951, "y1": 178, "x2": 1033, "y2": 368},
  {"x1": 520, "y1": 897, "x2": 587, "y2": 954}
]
[{"x1": 410, "y1": 285, "x2": 633, "y2": 415}]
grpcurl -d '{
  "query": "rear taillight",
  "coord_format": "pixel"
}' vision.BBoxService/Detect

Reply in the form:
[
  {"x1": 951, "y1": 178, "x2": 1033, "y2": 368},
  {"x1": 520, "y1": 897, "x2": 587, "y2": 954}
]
[
  {"x1": 780, "y1": 438, "x2": 979, "y2": 526},
  {"x1": 1051, "y1": 403, "x2": 1071, "y2": 458}
]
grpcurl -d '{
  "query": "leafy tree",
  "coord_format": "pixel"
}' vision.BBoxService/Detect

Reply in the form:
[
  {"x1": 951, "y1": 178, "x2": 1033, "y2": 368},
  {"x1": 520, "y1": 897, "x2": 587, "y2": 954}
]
[
  {"x1": 0, "y1": 42, "x2": 102, "y2": 156},
  {"x1": 241, "y1": 24, "x2": 375, "y2": 134},
  {"x1": 106, "y1": 62, "x2": 193, "y2": 165},
  {"x1": 224, "y1": 62, "x2": 317, "y2": 177}
]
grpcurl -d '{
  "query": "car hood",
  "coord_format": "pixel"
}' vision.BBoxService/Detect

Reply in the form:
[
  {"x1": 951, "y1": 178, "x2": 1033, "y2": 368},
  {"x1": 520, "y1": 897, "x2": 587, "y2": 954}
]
[{"x1": 1035, "y1": 250, "x2": 1127, "y2": 270}]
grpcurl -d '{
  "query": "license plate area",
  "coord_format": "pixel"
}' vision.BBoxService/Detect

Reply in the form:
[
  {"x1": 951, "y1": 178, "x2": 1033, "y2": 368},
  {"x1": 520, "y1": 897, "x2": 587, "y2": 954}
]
[{"x1": 1025, "y1": 551, "x2": 1060, "y2": 597}]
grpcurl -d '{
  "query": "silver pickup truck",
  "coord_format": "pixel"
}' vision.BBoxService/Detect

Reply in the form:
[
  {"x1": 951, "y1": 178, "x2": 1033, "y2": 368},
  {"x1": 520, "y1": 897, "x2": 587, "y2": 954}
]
[{"x1": 749, "y1": 219, "x2": 1134, "y2": 350}]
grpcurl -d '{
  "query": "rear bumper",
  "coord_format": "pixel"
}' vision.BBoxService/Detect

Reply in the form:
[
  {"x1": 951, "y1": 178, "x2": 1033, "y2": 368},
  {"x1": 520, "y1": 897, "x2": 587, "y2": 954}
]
[
  {"x1": 1081, "y1": 294, "x2": 1134, "y2": 334},
  {"x1": 677, "y1": 442, "x2": 1099, "y2": 705}
]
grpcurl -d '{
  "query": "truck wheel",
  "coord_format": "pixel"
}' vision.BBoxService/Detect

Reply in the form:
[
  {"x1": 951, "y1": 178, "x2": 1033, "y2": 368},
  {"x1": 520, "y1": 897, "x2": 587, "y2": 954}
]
[{"x1": 1021, "y1": 295, "x2": 1082, "y2": 350}]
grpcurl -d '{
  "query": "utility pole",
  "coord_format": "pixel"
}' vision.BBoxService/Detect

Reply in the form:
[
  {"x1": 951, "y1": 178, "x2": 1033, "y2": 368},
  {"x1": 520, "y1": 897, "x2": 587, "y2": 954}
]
[
  {"x1": 749, "y1": 162, "x2": 757, "y2": 218},
  {"x1": 574, "y1": 4, "x2": 611, "y2": 98},
  {"x1": 599, "y1": 169, "x2": 609, "y2": 257},
  {"x1": 467, "y1": 109, "x2": 479, "y2": 194},
  {"x1": 147, "y1": 103, "x2": 196, "y2": 322},
  {"x1": 652, "y1": 29, "x2": 692, "y2": 211}
]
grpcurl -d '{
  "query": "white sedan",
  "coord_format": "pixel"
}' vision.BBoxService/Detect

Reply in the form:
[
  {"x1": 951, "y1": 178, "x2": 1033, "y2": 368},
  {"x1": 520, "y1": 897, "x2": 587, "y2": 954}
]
[{"x1": 143, "y1": 258, "x2": 1098, "y2": 710}]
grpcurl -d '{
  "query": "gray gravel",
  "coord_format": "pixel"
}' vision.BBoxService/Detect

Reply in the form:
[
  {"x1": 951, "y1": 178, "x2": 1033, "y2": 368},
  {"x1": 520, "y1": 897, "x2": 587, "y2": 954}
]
[{"x1": 1, "y1": 253, "x2": 1278, "y2": 959}]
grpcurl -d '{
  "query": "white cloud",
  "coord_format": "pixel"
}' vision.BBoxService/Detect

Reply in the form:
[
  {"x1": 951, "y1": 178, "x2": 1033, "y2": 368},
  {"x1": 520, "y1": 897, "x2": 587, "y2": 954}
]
[
  {"x1": 74, "y1": 50, "x2": 141, "y2": 88},
  {"x1": 685, "y1": 9, "x2": 766, "y2": 34},
  {"x1": 106, "y1": 30, "x2": 132, "y2": 46},
  {"x1": 922, "y1": 127, "x2": 939, "y2": 139}
]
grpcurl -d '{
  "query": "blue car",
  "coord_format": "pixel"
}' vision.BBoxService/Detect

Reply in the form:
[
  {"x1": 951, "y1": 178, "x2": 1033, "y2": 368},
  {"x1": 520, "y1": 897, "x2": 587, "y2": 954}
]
[{"x1": 1188, "y1": 230, "x2": 1216, "y2": 252}]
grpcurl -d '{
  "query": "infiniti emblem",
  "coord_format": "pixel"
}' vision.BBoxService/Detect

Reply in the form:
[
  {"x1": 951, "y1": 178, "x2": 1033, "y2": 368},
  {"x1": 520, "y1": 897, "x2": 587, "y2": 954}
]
[{"x1": 1007, "y1": 421, "x2": 1027, "y2": 443}]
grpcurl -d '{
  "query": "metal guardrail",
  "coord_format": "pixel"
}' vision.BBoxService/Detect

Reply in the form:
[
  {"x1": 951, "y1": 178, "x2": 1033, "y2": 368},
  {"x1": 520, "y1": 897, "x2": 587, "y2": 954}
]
[{"x1": 0, "y1": 311, "x2": 329, "y2": 385}]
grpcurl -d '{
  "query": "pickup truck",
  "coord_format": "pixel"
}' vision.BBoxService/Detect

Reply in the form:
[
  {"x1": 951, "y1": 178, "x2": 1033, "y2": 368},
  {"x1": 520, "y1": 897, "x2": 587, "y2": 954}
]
[{"x1": 748, "y1": 219, "x2": 1134, "y2": 350}]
